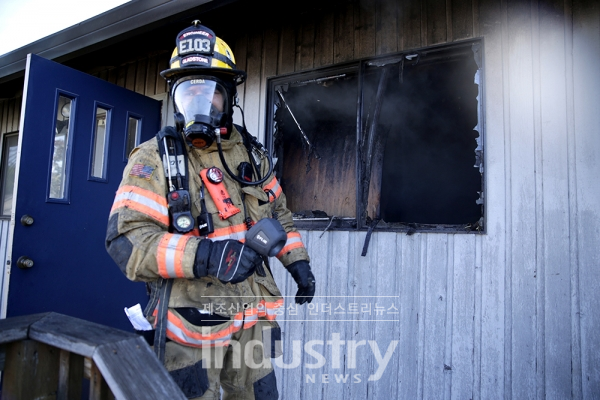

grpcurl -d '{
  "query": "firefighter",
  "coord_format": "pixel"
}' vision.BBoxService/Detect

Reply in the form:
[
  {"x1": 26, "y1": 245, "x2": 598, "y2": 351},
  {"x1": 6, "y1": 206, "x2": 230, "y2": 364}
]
[{"x1": 106, "y1": 21, "x2": 315, "y2": 399}]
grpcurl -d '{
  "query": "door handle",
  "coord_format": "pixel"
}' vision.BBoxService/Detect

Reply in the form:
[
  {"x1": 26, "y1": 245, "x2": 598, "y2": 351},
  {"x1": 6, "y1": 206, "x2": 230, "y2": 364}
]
[
  {"x1": 17, "y1": 256, "x2": 34, "y2": 269},
  {"x1": 20, "y1": 215, "x2": 34, "y2": 226}
]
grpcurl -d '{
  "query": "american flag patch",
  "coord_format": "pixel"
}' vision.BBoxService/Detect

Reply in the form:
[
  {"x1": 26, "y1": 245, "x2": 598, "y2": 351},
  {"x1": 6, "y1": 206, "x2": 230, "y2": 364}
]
[{"x1": 129, "y1": 164, "x2": 154, "y2": 180}]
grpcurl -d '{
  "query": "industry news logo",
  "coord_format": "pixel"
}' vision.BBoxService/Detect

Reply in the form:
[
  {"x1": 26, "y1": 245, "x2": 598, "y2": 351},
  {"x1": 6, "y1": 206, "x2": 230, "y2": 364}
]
[{"x1": 203, "y1": 295, "x2": 399, "y2": 383}]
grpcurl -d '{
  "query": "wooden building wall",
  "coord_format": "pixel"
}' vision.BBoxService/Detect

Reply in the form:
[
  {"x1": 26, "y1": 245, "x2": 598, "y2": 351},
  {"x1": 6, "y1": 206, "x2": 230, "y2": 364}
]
[{"x1": 0, "y1": 0, "x2": 599, "y2": 398}]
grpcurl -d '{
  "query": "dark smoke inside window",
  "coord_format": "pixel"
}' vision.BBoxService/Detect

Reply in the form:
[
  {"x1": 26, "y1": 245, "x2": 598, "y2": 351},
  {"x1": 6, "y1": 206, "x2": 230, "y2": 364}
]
[
  {"x1": 271, "y1": 42, "x2": 483, "y2": 230},
  {"x1": 375, "y1": 52, "x2": 481, "y2": 225},
  {"x1": 274, "y1": 74, "x2": 358, "y2": 219}
]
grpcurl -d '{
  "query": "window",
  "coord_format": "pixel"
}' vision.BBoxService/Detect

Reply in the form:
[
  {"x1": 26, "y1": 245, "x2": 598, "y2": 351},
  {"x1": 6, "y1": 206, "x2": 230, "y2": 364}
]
[
  {"x1": 49, "y1": 95, "x2": 75, "y2": 200},
  {"x1": 125, "y1": 114, "x2": 141, "y2": 159},
  {"x1": 267, "y1": 40, "x2": 484, "y2": 233},
  {"x1": 90, "y1": 105, "x2": 111, "y2": 180},
  {"x1": 1, "y1": 133, "x2": 18, "y2": 217}
]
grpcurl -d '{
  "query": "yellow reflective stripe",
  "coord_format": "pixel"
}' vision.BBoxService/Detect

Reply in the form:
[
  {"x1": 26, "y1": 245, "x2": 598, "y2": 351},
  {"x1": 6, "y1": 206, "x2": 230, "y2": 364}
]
[
  {"x1": 111, "y1": 185, "x2": 169, "y2": 225},
  {"x1": 157, "y1": 234, "x2": 190, "y2": 278}
]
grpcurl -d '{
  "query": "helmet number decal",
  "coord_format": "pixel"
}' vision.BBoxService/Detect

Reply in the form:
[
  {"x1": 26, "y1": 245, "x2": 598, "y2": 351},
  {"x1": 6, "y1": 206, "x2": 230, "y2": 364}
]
[{"x1": 179, "y1": 38, "x2": 211, "y2": 55}]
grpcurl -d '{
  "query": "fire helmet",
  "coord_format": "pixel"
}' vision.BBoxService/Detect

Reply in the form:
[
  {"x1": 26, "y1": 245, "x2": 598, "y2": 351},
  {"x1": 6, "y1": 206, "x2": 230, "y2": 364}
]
[{"x1": 161, "y1": 21, "x2": 246, "y2": 148}]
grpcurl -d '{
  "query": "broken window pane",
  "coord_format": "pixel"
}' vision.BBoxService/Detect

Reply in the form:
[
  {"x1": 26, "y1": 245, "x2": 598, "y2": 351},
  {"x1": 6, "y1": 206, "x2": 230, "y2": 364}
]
[{"x1": 268, "y1": 41, "x2": 484, "y2": 232}]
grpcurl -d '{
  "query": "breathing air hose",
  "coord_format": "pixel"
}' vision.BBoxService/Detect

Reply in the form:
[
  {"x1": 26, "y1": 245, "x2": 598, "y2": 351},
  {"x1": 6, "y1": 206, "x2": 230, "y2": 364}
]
[{"x1": 214, "y1": 128, "x2": 274, "y2": 186}]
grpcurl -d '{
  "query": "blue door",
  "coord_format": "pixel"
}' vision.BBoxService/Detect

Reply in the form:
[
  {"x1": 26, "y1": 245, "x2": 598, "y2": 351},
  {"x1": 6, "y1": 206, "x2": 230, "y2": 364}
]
[{"x1": 7, "y1": 54, "x2": 161, "y2": 331}]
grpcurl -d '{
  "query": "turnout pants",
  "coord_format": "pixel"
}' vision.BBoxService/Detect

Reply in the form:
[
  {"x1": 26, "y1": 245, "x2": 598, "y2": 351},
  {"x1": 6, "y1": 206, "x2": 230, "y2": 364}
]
[{"x1": 164, "y1": 321, "x2": 280, "y2": 400}]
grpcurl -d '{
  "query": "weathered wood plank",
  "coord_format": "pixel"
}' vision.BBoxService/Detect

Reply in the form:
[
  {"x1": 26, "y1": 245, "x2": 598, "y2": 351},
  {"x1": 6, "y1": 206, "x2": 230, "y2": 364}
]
[
  {"x1": 321, "y1": 231, "x2": 352, "y2": 399},
  {"x1": 3, "y1": 340, "x2": 60, "y2": 399},
  {"x1": 107, "y1": 67, "x2": 118, "y2": 85},
  {"x1": 451, "y1": 235, "x2": 477, "y2": 399},
  {"x1": 0, "y1": 312, "x2": 49, "y2": 344},
  {"x1": 232, "y1": 34, "x2": 248, "y2": 128},
  {"x1": 369, "y1": 232, "x2": 400, "y2": 399},
  {"x1": 93, "y1": 336, "x2": 186, "y2": 399},
  {"x1": 243, "y1": 30, "x2": 264, "y2": 135},
  {"x1": 452, "y1": 0, "x2": 474, "y2": 40},
  {"x1": 314, "y1": 7, "x2": 335, "y2": 68},
  {"x1": 125, "y1": 62, "x2": 136, "y2": 92},
  {"x1": 572, "y1": 0, "x2": 600, "y2": 397},
  {"x1": 477, "y1": 0, "x2": 506, "y2": 398},
  {"x1": 135, "y1": 57, "x2": 148, "y2": 95},
  {"x1": 116, "y1": 64, "x2": 127, "y2": 89},
  {"x1": 344, "y1": 231, "x2": 375, "y2": 399},
  {"x1": 375, "y1": 0, "x2": 399, "y2": 55},
  {"x1": 355, "y1": 0, "x2": 376, "y2": 59},
  {"x1": 7, "y1": 98, "x2": 16, "y2": 132},
  {"x1": 537, "y1": 0, "x2": 573, "y2": 397},
  {"x1": 425, "y1": 0, "x2": 448, "y2": 45},
  {"x1": 400, "y1": 0, "x2": 423, "y2": 49},
  {"x1": 507, "y1": 0, "x2": 538, "y2": 397},
  {"x1": 0, "y1": 101, "x2": 7, "y2": 134},
  {"x1": 278, "y1": 19, "x2": 297, "y2": 75},
  {"x1": 421, "y1": 234, "x2": 449, "y2": 399},
  {"x1": 145, "y1": 54, "x2": 158, "y2": 96},
  {"x1": 299, "y1": 13, "x2": 316, "y2": 71},
  {"x1": 28, "y1": 312, "x2": 139, "y2": 357},
  {"x1": 58, "y1": 348, "x2": 84, "y2": 400},
  {"x1": 156, "y1": 53, "x2": 169, "y2": 95},
  {"x1": 398, "y1": 233, "x2": 421, "y2": 398},
  {"x1": 334, "y1": 0, "x2": 355, "y2": 64},
  {"x1": 300, "y1": 230, "x2": 329, "y2": 399},
  {"x1": 89, "y1": 361, "x2": 114, "y2": 400}
]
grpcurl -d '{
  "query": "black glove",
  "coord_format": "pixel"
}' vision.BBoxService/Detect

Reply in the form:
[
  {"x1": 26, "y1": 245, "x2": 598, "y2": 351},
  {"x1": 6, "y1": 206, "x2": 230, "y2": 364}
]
[
  {"x1": 194, "y1": 239, "x2": 263, "y2": 284},
  {"x1": 285, "y1": 260, "x2": 316, "y2": 305}
]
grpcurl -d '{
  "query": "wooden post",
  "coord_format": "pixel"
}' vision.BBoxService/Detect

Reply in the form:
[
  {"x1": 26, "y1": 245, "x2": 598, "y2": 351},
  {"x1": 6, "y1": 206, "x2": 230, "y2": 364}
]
[
  {"x1": 2, "y1": 340, "x2": 59, "y2": 399},
  {"x1": 89, "y1": 361, "x2": 115, "y2": 400},
  {"x1": 57, "y1": 349, "x2": 84, "y2": 400}
]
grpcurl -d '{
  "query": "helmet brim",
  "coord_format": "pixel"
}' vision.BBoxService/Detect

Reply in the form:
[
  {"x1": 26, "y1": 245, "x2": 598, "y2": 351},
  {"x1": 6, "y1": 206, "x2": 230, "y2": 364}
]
[{"x1": 160, "y1": 66, "x2": 247, "y2": 85}]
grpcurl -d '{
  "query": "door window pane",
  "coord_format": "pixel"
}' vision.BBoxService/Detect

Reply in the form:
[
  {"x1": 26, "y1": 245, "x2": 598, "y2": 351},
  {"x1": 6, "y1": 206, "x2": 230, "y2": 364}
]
[
  {"x1": 125, "y1": 116, "x2": 140, "y2": 158},
  {"x1": 91, "y1": 107, "x2": 110, "y2": 178},
  {"x1": 49, "y1": 96, "x2": 73, "y2": 199},
  {"x1": 1, "y1": 134, "x2": 19, "y2": 216}
]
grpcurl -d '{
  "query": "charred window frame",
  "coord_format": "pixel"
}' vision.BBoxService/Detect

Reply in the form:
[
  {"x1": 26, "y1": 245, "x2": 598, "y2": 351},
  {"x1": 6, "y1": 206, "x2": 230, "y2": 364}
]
[{"x1": 266, "y1": 40, "x2": 484, "y2": 233}]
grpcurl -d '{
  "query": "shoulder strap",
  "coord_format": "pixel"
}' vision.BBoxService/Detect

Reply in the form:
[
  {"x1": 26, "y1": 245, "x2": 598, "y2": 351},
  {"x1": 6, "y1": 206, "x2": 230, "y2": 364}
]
[{"x1": 156, "y1": 126, "x2": 190, "y2": 191}]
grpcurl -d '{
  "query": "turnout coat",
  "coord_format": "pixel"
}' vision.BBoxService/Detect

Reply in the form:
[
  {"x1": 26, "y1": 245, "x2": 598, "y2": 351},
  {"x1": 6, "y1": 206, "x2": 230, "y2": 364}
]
[{"x1": 106, "y1": 127, "x2": 309, "y2": 347}]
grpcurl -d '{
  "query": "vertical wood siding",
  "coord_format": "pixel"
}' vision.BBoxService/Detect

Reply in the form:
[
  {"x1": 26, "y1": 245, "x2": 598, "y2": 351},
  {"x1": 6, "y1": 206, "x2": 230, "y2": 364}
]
[
  {"x1": 223, "y1": 0, "x2": 599, "y2": 398},
  {"x1": 1, "y1": 0, "x2": 598, "y2": 398}
]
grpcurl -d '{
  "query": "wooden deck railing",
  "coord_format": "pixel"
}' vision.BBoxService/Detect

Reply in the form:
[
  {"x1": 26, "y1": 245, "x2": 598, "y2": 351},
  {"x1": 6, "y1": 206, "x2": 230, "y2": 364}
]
[{"x1": 0, "y1": 312, "x2": 185, "y2": 399}]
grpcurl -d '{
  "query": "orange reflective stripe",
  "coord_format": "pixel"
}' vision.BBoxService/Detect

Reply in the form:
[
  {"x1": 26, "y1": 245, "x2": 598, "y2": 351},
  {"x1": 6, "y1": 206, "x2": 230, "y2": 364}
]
[
  {"x1": 207, "y1": 223, "x2": 247, "y2": 242},
  {"x1": 151, "y1": 307, "x2": 244, "y2": 346},
  {"x1": 257, "y1": 299, "x2": 284, "y2": 320},
  {"x1": 276, "y1": 232, "x2": 305, "y2": 258},
  {"x1": 157, "y1": 234, "x2": 191, "y2": 278},
  {"x1": 111, "y1": 185, "x2": 169, "y2": 225},
  {"x1": 263, "y1": 177, "x2": 282, "y2": 202},
  {"x1": 164, "y1": 311, "x2": 243, "y2": 347}
]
